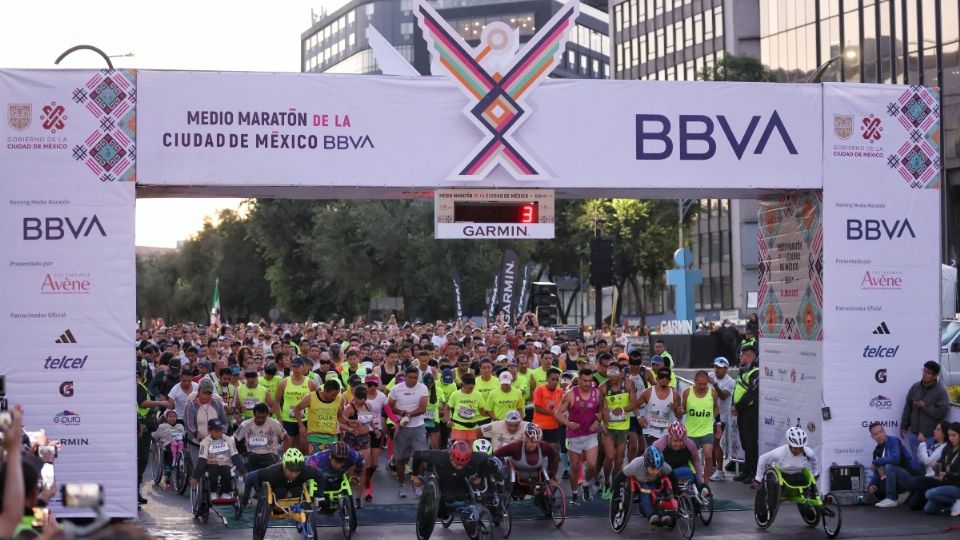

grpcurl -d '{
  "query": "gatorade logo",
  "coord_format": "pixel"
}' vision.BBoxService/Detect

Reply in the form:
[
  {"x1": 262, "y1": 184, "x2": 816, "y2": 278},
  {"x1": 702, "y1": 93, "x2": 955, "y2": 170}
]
[{"x1": 874, "y1": 369, "x2": 887, "y2": 383}]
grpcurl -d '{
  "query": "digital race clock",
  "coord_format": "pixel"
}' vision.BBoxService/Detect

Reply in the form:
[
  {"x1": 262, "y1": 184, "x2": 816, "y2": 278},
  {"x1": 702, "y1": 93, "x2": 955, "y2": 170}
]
[{"x1": 435, "y1": 189, "x2": 555, "y2": 239}]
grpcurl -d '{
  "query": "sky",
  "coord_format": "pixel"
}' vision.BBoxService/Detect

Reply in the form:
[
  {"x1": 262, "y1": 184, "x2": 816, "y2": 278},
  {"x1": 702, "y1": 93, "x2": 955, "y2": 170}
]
[{"x1": 0, "y1": 0, "x2": 348, "y2": 247}]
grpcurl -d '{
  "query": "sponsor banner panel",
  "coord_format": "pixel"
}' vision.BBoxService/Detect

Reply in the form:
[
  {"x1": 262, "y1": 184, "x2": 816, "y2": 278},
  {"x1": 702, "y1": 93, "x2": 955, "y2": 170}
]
[
  {"x1": 757, "y1": 193, "x2": 823, "y2": 341},
  {"x1": 758, "y1": 339, "x2": 823, "y2": 455},
  {"x1": 0, "y1": 70, "x2": 138, "y2": 184},
  {"x1": 136, "y1": 71, "x2": 822, "y2": 190},
  {"x1": 0, "y1": 70, "x2": 137, "y2": 518},
  {"x1": 822, "y1": 83, "x2": 940, "y2": 489}
]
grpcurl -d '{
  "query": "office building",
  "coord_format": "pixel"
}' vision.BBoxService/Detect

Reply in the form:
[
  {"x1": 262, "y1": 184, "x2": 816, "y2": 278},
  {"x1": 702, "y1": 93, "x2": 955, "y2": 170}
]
[
  {"x1": 758, "y1": 1, "x2": 959, "y2": 263},
  {"x1": 301, "y1": 0, "x2": 610, "y2": 79},
  {"x1": 610, "y1": 1, "x2": 762, "y2": 323}
]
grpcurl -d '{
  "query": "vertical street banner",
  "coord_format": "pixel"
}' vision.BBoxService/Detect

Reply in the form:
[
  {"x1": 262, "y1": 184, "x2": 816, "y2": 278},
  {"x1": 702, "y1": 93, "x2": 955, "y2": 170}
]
[
  {"x1": 487, "y1": 274, "x2": 499, "y2": 320},
  {"x1": 450, "y1": 269, "x2": 464, "y2": 321},
  {"x1": 821, "y1": 84, "x2": 941, "y2": 484},
  {"x1": 0, "y1": 70, "x2": 138, "y2": 518},
  {"x1": 515, "y1": 261, "x2": 536, "y2": 320},
  {"x1": 495, "y1": 249, "x2": 520, "y2": 324}
]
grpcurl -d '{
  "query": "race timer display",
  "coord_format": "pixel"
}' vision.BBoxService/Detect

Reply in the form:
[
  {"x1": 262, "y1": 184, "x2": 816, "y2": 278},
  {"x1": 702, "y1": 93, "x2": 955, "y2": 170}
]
[
  {"x1": 435, "y1": 189, "x2": 554, "y2": 239},
  {"x1": 453, "y1": 202, "x2": 539, "y2": 224}
]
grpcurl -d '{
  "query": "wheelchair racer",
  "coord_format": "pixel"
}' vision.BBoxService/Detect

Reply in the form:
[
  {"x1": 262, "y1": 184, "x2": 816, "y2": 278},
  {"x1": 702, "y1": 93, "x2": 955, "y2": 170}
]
[
  {"x1": 240, "y1": 448, "x2": 327, "y2": 507},
  {"x1": 306, "y1": 441, "x2": 366, "y2": 494},
  {"x1": 233, "y1": 403, "x2": 286, "y2": 471},
  {"x1": 753, "y1": 426, "x2": 820, "y2": 488},
  {"x1": 190, "y1": 419, "x2": 247, "y2": 500},
  {"x1": 410, "y1": 441, "x2": 504, "y2": 517},
  {"x1": 652, "y1": 422, "x2": 705, "y2": 490},
  {"x1": 493, "y1": 424, "x2": 561, "y2": 497},
  {"x1": 621, "y1": 446, "x2": 680, "y2": 528}
]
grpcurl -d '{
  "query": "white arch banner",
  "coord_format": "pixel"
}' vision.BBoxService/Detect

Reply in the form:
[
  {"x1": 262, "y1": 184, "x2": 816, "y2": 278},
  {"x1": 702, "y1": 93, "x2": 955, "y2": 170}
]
[{"x1": 0, "y1": 68, "x2": 941, "y2": 516}]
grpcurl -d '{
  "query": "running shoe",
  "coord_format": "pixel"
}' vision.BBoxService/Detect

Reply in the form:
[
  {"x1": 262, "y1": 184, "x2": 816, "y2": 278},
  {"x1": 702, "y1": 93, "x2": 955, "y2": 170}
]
[
  {"x1": 569, "y1": 492, "x2": 580, "y2": 506},
  {"x1": 582, "y1": 482, "x2": 592, "y2": 501},
  {"x1": 398, "y1": 484, "x2": 407, "y2": 499},
  {"x1": 648, "y1": 515, "x2": 660, "y2": 527},
  {"x1": 710, "y1": 470, "x2": 725, "y2": 481},
  {"x1": 951, "y1": 499, "x2": 960, "y2": 517},
  {"x1": 602, "y1": 487, "x2": 612, "y2": 500},
  {"x1": 660, "y1": 515, "x2": 673, "y2": 527}
]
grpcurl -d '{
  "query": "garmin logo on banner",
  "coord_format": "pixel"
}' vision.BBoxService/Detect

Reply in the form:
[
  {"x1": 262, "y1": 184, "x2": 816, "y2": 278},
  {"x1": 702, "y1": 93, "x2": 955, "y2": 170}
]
[
  {"x1": 846, "y1": 219, "x2": 915, "y2": 240},
  {"x1": 635, "y1": 112, "x2": 798, "y2": 161},
  {"x1": 22, "y1": 216, "x2": 106, "y2": 240},
  {"x1": 58, "y1": 438, "x2": 89, "y2": 446}
]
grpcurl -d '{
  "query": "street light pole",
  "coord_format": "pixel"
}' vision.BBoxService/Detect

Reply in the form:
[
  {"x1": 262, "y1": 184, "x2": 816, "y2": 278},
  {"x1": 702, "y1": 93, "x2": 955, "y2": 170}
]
[
  {"x1": 54, "y1": 45, "x2": 115, "y2": 69},
  {"x1": 806, "y1": 49, "x2": 859, "y2": 83},
  {"x1": 593, "y1": 218, "x2": 606, "y2": 331}
]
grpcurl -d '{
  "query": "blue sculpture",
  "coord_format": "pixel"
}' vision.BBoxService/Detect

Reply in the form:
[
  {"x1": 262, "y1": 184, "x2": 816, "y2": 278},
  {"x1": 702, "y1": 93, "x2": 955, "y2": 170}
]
[{"x1": 666, "y1": 248, "x2": 702, "y2": 323}]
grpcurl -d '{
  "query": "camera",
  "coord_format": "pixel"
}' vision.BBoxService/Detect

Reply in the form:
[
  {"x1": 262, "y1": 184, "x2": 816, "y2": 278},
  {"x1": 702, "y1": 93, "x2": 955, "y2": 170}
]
[
  {"x1": 38, "y1": 445, "x2": 57, "y2": 463},
  {"x1": 62, "y1": 483, "x2": 103, "y2": 508}
]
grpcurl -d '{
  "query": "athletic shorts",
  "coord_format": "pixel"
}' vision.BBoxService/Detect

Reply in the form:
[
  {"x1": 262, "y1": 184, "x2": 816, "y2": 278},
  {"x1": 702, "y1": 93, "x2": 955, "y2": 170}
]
[
  {"x1": 629, "y1": 416, "x2": 642, "y2": 434},
  {"x1": 603, "y1": 429, "x2": 630, "y2": 445},
  {"x1": 370, "y1": 430, "x2": 383, "y2": 450},
  {"x1": 566, "y1": 434, "x2": 599, "y2": 454},
  {"x1": 282, "y1": 420, "x2": 300, "y2": 437},
  {"x1": 307, "y1": 433, "x2": 338, "y2": 454},
  {"x1": 394, "y1": 426, "x2": 428, "y2": 460},
  {"x1": 542, "y1": 428, "x2": 563, "y2": 445},
  {"x1": 690, "y1": 433, "x2": 714, "y2": 448},
  {"x1": 424, "y1": 423, "x2": 440, "y2": 434}
]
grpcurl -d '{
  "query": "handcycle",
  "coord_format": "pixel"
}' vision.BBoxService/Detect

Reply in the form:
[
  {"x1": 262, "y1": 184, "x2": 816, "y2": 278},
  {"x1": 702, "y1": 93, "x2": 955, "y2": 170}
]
[
  {"x1": 609, "y1": 473, "x2": 696, "y2": 540},
  {"x1": 753, "y1": 466, "x2": 841, "y2": 539},
  {"x1": 505, "y1": 462, "x2": 566, "y2": 528},
  {"x1": 251, "y1": 481, "x2": 317, "y2": 540},
  {"x1": 308, "y1": 473, "x2": 358, "y2": 540},
  {"x1": 416, "y1": 472, "x2": 505, "y2": 540}
]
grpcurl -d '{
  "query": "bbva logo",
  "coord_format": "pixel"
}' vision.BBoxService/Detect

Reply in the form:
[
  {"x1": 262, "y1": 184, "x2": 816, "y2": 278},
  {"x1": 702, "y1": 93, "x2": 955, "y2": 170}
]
[
  {"x1": 635, "y1": 111, "x2": 798, "y2": 161},
  {"x1": 22, "y1": 216, "x2": 106, "y2": 240},
  {"x1": 846, "y1": 218, "x2": 916, "y2": 240}
]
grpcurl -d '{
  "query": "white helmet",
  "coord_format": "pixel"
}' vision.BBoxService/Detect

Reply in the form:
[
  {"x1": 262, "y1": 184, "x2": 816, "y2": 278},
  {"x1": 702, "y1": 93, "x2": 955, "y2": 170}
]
[
  {"x1": 472, "y1": 438, "x2": 493, "y2": 455},
  {"x1": 786, "y1": 426, "x2": 808, "y2": 448}
]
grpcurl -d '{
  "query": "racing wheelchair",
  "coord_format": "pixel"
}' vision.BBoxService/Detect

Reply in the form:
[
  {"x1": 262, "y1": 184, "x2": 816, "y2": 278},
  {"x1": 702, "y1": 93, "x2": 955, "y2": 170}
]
[
  {"x1": 753, "y1": 466, "x2": 842, "y2": 538},
  {"x1": 505, "y1": 462, "x2": 566, "y2": 528},
  {"x1": 251, "y1": 481, "x2": 316, "y2": 540},
  {"x1": 609, "y1": 473, "x2": 696, "y2": 540},
  {"x1": 415, "y1": 472, "x2": 507, "y2": 540}
]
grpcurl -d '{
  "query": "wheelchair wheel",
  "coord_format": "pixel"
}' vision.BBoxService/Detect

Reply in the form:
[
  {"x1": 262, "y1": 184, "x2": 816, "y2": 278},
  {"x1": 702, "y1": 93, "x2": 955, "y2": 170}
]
[
  {"x1": 609, "y1": 474, "x2": 632, "y2": 533},
  {"x1": 496, "y1": 503, "x2": 512, "y2": 538},
  {"x1": 193, "y1": 478, "x2": 210, "y2": 524},
  {"x1": 799, "y1": 503, "x2": 819, "y2": 527},
  {"x1": 820, "y1": 493, "x2": 842, "y2": 539},
  {"x1": 676, "y1": 495, "x2": 696, "y2": 540},
  {"x1": 463, "y1": 506, "x2": 492, "y2": 540},
  {"x1": 339, "y1": 493, "x2": 357, "y2": 539},
  {"x1": 415, "y1": 479, "x2": 439, "y2": 540},
  {"x1": 545, "y1": 484, "x2": 566, "y2": 528},
  {"x1": 753, "y1": 470, "x2": 780, "y2": 530},
  {"x1": 697, "y1": 483, "x2": 714, "y2": 526},
  {"x1": 176, "y1": 454, "x2": 192, "y2": 496},
  {"x1": 151, "y1": 443, "x2": 164, "y2": 485},
  {"x1": 253, "y1": 487, "x2": 269, "y2": 540}
]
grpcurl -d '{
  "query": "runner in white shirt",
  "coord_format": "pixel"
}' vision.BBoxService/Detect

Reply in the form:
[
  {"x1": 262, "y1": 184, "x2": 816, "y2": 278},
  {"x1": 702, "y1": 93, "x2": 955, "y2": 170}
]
[
  {"x1": 168, "y1": 369, "x2": 199, "y2": 420},
  {"x1": 708, "y1": 357, "x2": 737, "y2": 480},
  {"x1": 479, "y1": 410, "x2": 529, "y2": 451}
]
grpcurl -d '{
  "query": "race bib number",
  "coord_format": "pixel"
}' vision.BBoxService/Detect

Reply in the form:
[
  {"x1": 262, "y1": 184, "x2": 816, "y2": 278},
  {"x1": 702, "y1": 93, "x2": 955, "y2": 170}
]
[
  {"x1": 248, "y1": 436, "x2": 268, "y2": 448},
  {"x1": 288, "y1": 407, "x2": 298, "y2": 418},
  {"x1": 424, "y1": 409, "x2": 436, "y2": 421},
  {"x1": 358, "y1": 413, "x2": 374, "y2": 425},
  {"x1": 209, "y1": 440, "x2": 229, "y2": 455},
  {"x1": 458, "y1": 406, "x2": 475, "y2": 419},
  {"x1": 171, "y1": 431, "x2": 183, "y2": 441},
  {"x1": 609, "y1": 410, "x2": 627, "y2": 422},
  {"x1": 243, "y1": 399, "x2": 257, "y2": 410}
]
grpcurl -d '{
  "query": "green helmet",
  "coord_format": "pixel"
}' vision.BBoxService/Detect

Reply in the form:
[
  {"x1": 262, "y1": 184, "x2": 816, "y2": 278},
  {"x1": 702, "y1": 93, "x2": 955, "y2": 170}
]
[{"x1": 283, "y1": 448, "x2": 305, "y2": 471}]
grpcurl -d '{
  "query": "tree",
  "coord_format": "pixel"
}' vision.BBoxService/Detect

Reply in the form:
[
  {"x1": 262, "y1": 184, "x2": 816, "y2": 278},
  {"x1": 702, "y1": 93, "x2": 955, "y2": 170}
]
[{"x1": 698, "y1": 54, "x2": 776, "y2": 82}]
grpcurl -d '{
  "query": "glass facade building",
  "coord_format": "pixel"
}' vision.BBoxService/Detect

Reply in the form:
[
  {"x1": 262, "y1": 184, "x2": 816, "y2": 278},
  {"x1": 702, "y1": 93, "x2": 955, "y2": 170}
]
[
  {"x1": 611, "y1": 1, "x2": 762, "y2": 321},
  {"x1": 301, "y1": 0, "x2": 610, "y2": 79},
  {"x1": 759, "y1": 0, "x2": 960, "y2": 262}
]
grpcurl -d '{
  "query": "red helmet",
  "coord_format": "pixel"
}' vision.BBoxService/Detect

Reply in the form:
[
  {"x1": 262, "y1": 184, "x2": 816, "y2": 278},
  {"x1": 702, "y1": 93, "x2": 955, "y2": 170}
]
[
  {"x1": 668, "y1": 421, "x2": 686, "y2": 440},
  {"x1": 450, "y1": 440, "x2": 473, "y2": 467}
]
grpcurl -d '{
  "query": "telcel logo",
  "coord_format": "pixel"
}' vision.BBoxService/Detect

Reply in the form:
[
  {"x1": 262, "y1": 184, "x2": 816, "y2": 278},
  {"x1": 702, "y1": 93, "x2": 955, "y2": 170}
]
[
  {"x1": 22, "y1": 216, "x2": 106, "y2": 240},
  {"x1": 846, "y1": 218, "x2": 915, "y2": 240},
  {"x1": 863, "y1": 345, "x2": 899, "y2": 358},
  {"x1": 44, "y1": 355, "x2": 88, "y2": 369},
  {"x1": 635, "y1": 112, "x2": 798, "y2": 161}
]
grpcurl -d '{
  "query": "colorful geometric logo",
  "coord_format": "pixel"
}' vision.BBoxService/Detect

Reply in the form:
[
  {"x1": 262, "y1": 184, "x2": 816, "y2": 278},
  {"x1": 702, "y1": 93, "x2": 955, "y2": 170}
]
[{"x1": 415, "y1": 0, "x2": 578, "y2": 180}]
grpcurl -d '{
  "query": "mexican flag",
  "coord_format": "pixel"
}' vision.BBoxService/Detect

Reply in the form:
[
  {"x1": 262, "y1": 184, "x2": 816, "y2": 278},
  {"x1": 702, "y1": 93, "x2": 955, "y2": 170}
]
[{"x1": 210, "y1": 278, "x2": 221, "y2": 329}]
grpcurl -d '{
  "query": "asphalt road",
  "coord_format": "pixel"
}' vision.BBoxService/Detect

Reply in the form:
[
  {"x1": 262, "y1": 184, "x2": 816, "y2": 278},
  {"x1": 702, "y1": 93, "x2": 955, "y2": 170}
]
[{"x1": 135, "y1": 459, "x2": 960, "y2": 540}]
